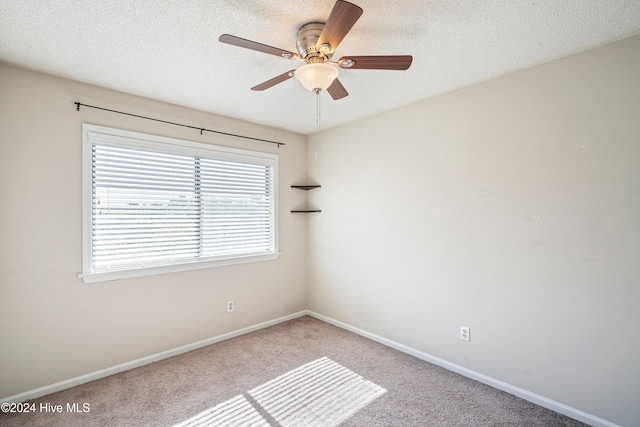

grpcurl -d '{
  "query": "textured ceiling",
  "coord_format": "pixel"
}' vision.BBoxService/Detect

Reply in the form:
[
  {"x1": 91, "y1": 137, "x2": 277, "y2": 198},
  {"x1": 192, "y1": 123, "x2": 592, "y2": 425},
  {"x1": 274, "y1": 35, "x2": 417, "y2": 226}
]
[{"x1": 1, "y1": 0, "x2": 639, "y2": 135}]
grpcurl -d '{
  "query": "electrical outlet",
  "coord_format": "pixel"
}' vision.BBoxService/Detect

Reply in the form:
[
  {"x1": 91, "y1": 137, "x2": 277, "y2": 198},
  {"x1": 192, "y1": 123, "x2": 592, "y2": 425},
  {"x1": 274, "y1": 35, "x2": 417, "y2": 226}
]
[
  {"x1": 226, "y1": 300, "x2": 235, "y2": 313},
  {"x1": 460, "y1": 326, "x2": 470, "y2": 342}
]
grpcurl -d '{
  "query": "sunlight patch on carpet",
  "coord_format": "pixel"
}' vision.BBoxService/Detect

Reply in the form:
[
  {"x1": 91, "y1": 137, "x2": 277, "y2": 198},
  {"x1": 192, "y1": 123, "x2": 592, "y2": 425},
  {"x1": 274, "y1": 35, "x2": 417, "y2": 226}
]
[
  {"x1": 249, "y1": 357, "x2": 387, "y2": 426},
  {"x1": 175, "y1": 394, "x2": 269, "y2": 427},
  {"x1": 175, "y1": 357, "x2": 386, "y2": 427}
]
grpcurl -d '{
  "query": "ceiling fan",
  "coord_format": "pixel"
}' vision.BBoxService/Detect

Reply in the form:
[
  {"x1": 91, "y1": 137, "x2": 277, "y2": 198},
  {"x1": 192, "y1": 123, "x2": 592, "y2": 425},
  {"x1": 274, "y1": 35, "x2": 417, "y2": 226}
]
[{"x1": 219, "y1": 0, "x2": 413, "y2": 100}]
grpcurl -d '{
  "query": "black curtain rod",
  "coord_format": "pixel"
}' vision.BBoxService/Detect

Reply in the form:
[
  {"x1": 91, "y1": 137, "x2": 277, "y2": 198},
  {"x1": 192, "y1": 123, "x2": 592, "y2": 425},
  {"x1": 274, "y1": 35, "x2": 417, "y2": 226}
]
[{"x1": 74, "y1": 102, "x2": 285, "y2": 147}]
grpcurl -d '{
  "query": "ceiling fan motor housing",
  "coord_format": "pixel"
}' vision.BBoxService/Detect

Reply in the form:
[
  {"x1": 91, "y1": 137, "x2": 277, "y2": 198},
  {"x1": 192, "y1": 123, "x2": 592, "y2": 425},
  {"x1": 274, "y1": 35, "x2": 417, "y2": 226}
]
[{"x1": 296, "y1": 22, "x2": 332, "y2": 61}]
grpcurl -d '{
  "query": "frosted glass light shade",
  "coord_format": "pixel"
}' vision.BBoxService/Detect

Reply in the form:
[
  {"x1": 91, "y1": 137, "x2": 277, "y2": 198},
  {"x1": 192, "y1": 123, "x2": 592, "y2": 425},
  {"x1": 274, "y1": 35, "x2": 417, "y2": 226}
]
[{"x1": 295, "y1": 63, "x2": 339, "y2": 91}]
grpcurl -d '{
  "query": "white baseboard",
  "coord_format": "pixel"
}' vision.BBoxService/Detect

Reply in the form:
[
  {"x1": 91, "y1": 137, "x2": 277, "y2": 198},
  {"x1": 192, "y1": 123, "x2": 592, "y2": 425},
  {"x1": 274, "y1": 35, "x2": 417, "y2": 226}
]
[
  {"x1": 1, "y1": 309, "x2": 620, "y2": 427},
  {"x1": 306, "y1": 310, "x2": 620, "y2": 427},
  {"x1": 1, "y1": 310, "x2": 308, "y2": 405}
]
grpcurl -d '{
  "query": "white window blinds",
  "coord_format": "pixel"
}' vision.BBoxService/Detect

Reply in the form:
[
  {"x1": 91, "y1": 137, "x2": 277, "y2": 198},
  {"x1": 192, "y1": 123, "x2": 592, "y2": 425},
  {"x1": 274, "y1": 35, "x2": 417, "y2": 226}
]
[{"x1": 81, "y1": 124, "x2": 278, "y2": 283}]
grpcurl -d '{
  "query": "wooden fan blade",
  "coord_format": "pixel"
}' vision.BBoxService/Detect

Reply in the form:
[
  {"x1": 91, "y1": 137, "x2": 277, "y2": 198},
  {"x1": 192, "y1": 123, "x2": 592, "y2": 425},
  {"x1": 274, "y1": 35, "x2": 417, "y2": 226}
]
[
  {"x1": 219, "y1": 34, "x2": 296, "y2": 58},
  {"x1": 338, "y1": 55, "x2": 413, "y2": 70},
  {"x1": 327, "y1": 78, "x2": 349, "y2": 100},
  {"x1": 251, "y1": 70, "x2": 296, "y2": 91},
  {"x1": 317, "y1": 1, "x2": 363, "y2": 53}
]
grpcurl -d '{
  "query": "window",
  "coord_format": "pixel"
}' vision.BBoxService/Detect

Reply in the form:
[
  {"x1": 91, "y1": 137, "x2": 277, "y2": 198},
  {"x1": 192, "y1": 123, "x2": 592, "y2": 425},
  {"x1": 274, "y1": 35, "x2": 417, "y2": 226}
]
[{"x1": 80, "y1": 124, "x2": 278, "y2": 283}]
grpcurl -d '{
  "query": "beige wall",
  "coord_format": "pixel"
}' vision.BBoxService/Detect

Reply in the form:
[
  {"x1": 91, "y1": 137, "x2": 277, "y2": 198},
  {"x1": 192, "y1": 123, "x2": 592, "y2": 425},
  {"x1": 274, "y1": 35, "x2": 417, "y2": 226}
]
[
  {"x1": 0, "y1": 63, "x2": 308, "y2": 398},
  {"x1": 2, "y1": 35, "x2": 639, "y2": 425},
  {"x1": 307, "y1": 36, "x2": 640, "y2": 426}
]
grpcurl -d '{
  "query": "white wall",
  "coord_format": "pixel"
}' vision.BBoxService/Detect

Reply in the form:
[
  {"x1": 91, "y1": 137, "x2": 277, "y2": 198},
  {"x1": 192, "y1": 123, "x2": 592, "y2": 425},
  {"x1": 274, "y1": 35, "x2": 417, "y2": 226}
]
[
  {"x1": 307, "y1": 36, "x2": 640, "y2": 426},
  {"x1": 0, "y1": 63, "x2": 308, "y2": 398}
]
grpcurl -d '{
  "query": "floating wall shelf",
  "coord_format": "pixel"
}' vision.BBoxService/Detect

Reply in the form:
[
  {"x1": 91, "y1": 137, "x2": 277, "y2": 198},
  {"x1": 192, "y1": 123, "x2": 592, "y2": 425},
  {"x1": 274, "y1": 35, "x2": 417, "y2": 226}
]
[
  {"x1": 291, "y1": 184, "x2": 321, "y2": 213},
  {"x1": 291, "y1": 185, "x2": 321, "y2": 190}
]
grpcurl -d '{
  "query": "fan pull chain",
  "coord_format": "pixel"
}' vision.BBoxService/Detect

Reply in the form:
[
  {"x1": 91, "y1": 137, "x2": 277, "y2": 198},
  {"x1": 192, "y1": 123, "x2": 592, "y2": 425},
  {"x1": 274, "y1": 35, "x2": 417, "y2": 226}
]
[
  {"x1": 315, "y1": 88, "x2": 321, "y2": 133},
  {"x1": 313, "y1": 89, "x2": 323, "y2": 159}
]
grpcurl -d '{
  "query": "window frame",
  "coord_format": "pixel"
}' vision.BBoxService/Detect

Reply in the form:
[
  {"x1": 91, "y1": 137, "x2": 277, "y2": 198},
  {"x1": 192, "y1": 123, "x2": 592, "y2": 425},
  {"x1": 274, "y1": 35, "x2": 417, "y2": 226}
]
[{"x1": 80, "y1": 124, "x2": 279, "y2": 284}]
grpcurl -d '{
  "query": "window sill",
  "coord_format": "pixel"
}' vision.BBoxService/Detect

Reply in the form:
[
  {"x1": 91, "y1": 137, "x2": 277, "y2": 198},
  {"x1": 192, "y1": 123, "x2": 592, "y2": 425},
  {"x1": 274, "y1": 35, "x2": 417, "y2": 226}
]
[{"x1": 79, "y1": 252, "x2": 280, "y2": 284}]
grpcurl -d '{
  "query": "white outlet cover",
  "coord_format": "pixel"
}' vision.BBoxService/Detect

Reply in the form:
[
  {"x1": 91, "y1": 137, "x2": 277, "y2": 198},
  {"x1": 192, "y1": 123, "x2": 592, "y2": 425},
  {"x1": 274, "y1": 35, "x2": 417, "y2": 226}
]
[{"x1": 460, "y1": 326, "x2": 470, "y2": 342}]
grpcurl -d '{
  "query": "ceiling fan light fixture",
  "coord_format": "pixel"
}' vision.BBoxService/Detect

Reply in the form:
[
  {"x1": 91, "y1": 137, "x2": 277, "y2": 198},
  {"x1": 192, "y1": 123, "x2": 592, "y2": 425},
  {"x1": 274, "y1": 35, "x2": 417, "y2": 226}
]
[
  {"x1": 295, "y1": 63, "x2": 339, "y2": 91},
  {"x1": 219, "y1": 0, "x2": 412, "y2": 100}
]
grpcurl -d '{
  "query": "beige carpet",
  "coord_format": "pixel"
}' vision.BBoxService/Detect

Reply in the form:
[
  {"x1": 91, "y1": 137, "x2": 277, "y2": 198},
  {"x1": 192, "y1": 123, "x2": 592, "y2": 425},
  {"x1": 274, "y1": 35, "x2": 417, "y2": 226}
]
[{"x1": 1, "y1": 316, "x2": 586, "y2": 426}]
